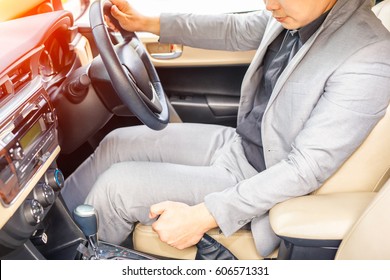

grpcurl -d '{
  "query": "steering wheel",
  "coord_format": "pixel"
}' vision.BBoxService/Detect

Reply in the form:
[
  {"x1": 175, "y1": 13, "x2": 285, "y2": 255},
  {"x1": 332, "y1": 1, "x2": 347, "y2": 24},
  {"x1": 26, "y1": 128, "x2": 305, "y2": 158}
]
[{"x1": 89, "y1": 0, "x2": 169, "y2": 130}]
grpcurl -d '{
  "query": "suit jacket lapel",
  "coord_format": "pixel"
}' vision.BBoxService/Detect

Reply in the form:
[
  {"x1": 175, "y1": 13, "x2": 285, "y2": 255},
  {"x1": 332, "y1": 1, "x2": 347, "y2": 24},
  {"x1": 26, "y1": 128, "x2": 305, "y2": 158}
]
[
  {"x1": 238, "y1": 20, "x2": 283, "y2": 123},
  {"x1": 244, "y1": 20, "x2": 283, "y2": 79}
]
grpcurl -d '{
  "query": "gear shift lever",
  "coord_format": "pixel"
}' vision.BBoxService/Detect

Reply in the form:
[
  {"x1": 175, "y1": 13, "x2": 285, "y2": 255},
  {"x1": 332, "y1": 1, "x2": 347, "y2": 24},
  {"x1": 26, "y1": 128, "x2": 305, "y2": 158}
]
[{"x1": 73, "y1": 204, "x2": 100, "y2": 259}]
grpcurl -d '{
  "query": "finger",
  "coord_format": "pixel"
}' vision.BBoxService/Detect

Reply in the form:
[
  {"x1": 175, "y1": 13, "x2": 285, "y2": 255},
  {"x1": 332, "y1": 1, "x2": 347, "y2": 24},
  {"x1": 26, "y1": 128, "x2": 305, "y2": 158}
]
[
  {"x1": 149, "y1": 202, "x2": 166, "y2": 219},
  {"x1": 149, "y1": 211, "x2": 159, "y2": 219},
  {"x1": 151, "y1": 221, "x2": 169, "y2": 244},
  {"x1": 111, "y1": 5, "x2": 127, "y2": 20},
  {"x1": 104, "y1": 15, "x2": 117, "y2": 31},
  {"x1": 110, "y1": 0, "x2": 131, "y2": 13},
  {"x1": 149, "y1": 201, "x2": 171, "y2": 219}
]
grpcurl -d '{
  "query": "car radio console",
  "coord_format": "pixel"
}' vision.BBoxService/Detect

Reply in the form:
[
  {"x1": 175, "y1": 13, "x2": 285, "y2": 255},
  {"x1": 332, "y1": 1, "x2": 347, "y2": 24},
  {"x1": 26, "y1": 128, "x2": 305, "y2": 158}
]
[{"x1": 0, "y1": 78, "x2": 62, "y2": 253}]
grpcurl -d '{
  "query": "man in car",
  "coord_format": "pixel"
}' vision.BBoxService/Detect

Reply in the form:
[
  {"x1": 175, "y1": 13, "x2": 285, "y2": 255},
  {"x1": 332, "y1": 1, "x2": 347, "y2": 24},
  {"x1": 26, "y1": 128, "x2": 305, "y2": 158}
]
[{"x1": 62, "y1": 0, "x2": 390, "y2": 257}]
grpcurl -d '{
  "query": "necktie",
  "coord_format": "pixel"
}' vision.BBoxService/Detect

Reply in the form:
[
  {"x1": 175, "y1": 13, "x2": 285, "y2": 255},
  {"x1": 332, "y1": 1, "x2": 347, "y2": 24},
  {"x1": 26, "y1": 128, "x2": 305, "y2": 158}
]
[{"x1": 264, "y1": 30, "x2": 301, "y2": 93}]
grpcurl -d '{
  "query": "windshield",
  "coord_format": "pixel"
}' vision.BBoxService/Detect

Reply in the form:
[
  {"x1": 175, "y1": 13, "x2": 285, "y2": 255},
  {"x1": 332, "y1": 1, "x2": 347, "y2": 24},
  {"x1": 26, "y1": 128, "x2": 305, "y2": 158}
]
[{"x1": 0, "y1": 0, "x2": 47, "y2": 21}]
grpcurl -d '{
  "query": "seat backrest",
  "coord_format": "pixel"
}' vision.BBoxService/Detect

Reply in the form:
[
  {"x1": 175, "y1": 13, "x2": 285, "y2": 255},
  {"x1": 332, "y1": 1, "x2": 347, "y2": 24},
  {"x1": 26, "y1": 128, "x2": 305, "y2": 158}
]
[
  {"x1": 315, "y1": 0, "x2": 390, "y2": 194},
  {"x1": 335, "y1": 3, "x2": 390, "y2": 259},
  {"x1": 335, "y1": 178, "x2": 390, "y2": 259}
]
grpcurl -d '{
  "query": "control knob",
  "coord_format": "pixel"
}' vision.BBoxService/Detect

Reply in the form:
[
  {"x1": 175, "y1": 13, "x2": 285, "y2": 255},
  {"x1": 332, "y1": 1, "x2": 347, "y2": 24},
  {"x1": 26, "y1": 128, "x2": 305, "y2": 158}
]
[
  {"x1": 45, "y1": 168, "x2": 64, "y2": 191},
  {"x1": 45, "y1": 112, "x2": 56, "y2": 124},
  {"x1": 33, "y1": 183, "x2": 55, "y2": 208},
  {"x1": 23, "y1": 199, "x2": 44, "y2": 226}
]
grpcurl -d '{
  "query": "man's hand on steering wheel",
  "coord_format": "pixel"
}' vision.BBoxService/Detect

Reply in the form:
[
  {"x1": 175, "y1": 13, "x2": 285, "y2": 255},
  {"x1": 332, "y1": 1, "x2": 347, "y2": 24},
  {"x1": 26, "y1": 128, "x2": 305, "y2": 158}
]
[{"x1": 108, "y1": 0, "x2": 161, "y2": 34}]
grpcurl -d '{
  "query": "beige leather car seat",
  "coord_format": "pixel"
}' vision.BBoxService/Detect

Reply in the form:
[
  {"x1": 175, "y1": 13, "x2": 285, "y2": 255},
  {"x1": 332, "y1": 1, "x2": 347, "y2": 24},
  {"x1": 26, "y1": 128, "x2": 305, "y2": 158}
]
[
  {"x1": 334, "y1": 1, "x2": 390, "y2": 260},
  {"x1": 335, "y1": 178, "x2": 390, "y2": 260},
  {"x1": 373, "y1": 0, "x2": 390, "y2": 30},
  {"x1": 132, "y1": 0, "x2": 390, "y2": 259}
]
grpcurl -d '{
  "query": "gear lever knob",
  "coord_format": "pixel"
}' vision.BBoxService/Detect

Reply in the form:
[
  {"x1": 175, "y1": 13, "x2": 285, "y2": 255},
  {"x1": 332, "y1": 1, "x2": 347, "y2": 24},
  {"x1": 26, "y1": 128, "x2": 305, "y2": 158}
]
[
  {"x1": 73, "y1": 204, "x2": 98, "y2": 236},
  {"x1": 73, "y1": 204, "x2": 99, "y2": 259}
]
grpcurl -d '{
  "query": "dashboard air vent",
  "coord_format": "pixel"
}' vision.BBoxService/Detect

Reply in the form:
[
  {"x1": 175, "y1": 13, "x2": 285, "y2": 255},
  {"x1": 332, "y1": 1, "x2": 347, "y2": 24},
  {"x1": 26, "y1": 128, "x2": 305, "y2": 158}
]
[{"x1": 8, "y1": 62, "x2": 32, "y2": 93}]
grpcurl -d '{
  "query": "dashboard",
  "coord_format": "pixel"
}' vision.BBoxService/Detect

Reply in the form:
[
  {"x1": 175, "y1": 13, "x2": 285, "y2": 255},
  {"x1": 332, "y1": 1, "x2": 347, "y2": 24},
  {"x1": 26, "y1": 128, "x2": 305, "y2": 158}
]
[
  {"x1": 0, "y1": 10, "x2": 86, "y2": 256},
  {"x1": 0, "y1": 3, "x2": 117, "y2": 259}
]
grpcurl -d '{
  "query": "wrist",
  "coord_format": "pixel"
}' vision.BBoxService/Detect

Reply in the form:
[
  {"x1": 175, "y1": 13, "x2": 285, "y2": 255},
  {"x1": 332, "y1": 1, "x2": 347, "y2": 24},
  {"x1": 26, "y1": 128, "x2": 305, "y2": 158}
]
[
  {"x1": 142, "y1": 16, "x2": 160, "y2": 35},
  {"x1": 194, "y1": 203, "x2": 218, "y2": 233}
]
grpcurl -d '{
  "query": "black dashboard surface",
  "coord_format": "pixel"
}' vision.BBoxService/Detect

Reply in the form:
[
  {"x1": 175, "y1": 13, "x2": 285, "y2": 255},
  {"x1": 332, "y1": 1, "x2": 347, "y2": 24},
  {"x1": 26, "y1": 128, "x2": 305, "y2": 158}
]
[{"x1": 0, "y1": 10, "x2": 73, "y2": 74}]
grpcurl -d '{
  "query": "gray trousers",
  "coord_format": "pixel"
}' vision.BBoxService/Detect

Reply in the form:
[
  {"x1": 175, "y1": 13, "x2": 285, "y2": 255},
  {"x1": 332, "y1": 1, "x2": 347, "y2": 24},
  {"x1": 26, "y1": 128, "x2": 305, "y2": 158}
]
[{"x1": 61, "y1": 123, "x2": 257, "y2": 244}]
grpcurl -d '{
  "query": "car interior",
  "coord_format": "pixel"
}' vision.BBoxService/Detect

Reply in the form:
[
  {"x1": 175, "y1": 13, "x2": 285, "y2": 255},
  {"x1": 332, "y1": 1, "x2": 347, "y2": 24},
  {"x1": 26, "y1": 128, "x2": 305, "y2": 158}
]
[{"x1": 0, "y1": 0, "x2": 389, "y2": 260}]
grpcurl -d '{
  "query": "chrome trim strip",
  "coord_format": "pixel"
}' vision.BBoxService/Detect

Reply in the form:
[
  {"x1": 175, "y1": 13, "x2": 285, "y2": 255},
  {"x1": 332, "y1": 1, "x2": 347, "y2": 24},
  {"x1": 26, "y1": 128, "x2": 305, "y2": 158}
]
[{"x1": 0, "y1": 77, "x2": 43, "y2": 125}]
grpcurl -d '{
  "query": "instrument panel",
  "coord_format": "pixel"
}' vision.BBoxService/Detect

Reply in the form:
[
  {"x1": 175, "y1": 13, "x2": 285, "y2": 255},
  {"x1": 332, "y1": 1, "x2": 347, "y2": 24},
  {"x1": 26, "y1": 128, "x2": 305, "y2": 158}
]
[{"x1": 38, "y1": 28, "x2": 76, "y2": 85}]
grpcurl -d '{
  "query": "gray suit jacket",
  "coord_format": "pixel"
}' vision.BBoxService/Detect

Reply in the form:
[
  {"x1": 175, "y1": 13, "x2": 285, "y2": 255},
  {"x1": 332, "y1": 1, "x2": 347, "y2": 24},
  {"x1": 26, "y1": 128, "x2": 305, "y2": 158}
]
[{"x1": 160, "y1": 0, "x2": 390, "y2": 256}]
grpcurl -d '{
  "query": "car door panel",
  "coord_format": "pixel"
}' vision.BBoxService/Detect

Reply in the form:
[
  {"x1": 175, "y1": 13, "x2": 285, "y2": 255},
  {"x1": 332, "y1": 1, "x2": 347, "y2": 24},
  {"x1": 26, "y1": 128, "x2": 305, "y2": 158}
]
[
  {"x1": 140, "y1": 34, "x2": 255, "y2": 127},
  {"x1": 157, "y1": 65, "x2": 248, "y2": 127}
]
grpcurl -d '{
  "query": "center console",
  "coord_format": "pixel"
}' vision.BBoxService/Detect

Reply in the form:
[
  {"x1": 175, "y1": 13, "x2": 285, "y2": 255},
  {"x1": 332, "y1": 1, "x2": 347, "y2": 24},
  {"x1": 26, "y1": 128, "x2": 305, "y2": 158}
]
[{"x1": 0, "y1": 77, "x2": 64, "y2": 256}]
